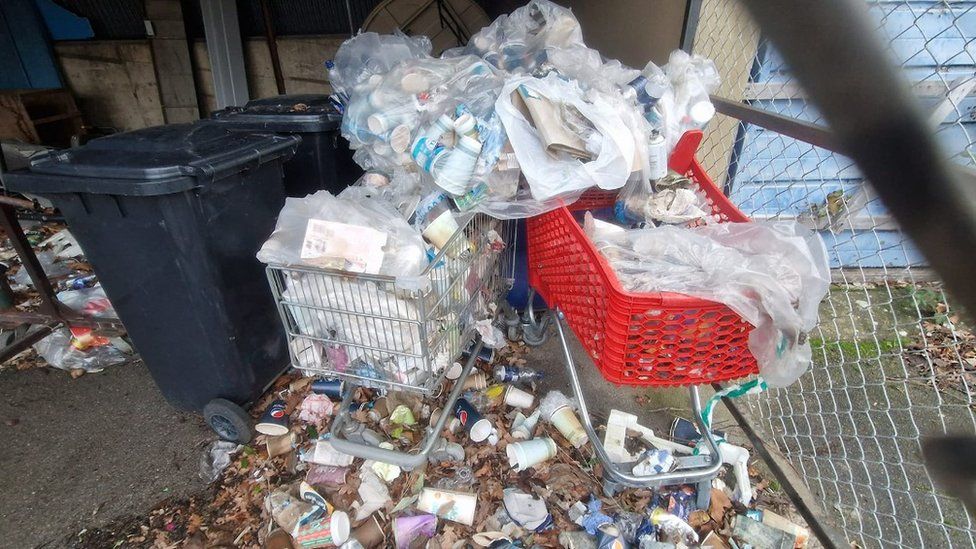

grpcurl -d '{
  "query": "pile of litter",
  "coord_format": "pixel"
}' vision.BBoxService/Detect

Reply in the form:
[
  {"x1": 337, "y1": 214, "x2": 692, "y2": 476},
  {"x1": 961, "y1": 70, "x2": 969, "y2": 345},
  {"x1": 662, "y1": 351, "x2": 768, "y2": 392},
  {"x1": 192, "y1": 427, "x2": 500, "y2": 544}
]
[
  {"x1": 71, "y1": 340, "x2": 811, "y2": 549},
  {"x1": 0, "y1": 221, "x2": 132, "y2": 376}
]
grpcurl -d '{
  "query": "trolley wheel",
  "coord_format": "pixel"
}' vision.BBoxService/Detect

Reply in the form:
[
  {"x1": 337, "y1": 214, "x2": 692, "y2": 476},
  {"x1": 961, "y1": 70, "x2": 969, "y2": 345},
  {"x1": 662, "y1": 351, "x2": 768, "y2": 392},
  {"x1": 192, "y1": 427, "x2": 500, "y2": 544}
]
[
  {"x1": 522, "y1": 320, "x2": 548, "y2": 346},
  {"x1": 203, "y1": 398, "x2": 252, "y2": 444}
]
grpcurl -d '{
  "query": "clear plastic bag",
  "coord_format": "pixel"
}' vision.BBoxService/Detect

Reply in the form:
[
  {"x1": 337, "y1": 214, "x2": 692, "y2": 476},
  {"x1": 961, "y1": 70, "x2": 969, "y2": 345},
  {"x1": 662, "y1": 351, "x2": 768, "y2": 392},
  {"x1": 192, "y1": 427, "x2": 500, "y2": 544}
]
[
  {"x1": 585, "y1": 215, "x2": 830, "y2": 386},
  {"x1": 34, "y1": 327, "x2": 130, "y2": 373},
  {"x1": 495, "y1": 75, "x2": 634, "y2": 201},
  {"x1": 328, "y1": 31, "x2": 432, "y2": 98},
  {"x1": 256, "y1": 186, "x2": 427, "y2": 277}
]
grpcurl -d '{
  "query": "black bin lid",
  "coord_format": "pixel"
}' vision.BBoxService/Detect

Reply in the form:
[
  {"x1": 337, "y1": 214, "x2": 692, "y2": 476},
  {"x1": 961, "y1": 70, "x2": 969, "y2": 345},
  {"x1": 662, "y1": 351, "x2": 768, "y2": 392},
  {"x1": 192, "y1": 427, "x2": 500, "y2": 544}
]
[
  {"x1": 210, "y1": 94, "x2": 342, "y2": 132},
  {"x1": 4, "y1": 123, "x2": 300, "y2": 197}
]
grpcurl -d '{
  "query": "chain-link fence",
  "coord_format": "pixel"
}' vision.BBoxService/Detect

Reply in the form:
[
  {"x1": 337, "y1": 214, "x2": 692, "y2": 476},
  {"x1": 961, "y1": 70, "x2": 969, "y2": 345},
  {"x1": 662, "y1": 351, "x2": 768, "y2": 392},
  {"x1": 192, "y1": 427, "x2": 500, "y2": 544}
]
[{"x1": 691, "y1": 1, "x2": 976, "y2": 547}]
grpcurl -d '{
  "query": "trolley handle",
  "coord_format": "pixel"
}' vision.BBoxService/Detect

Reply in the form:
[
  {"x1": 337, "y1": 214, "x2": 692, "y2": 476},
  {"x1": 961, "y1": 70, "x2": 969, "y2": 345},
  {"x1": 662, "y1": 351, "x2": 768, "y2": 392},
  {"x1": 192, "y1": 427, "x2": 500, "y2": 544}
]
[
  {"x1": 552, "y1": 309, "x2": 724, "y2": 486},
  {"x1": 327, "y1": 340, "x2": 482, "y2": 470}
]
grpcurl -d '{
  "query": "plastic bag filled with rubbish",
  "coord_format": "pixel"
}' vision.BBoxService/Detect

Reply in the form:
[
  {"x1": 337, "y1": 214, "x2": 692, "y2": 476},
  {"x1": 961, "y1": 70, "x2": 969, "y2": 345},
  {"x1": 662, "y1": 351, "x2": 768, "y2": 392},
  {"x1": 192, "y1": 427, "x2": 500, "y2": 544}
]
[
  {"x1": 34, "y1": 326, "x2": 131, "y2": 373},
  {"x1": 585, "y1": 214, "x2": 830, "y2": 386},
  {"x1": 328, "y1": 31, "x2": 431, "y2": 98},
  {"x1": 256, "y1": 186, "x2": 427, "y2": 277}
]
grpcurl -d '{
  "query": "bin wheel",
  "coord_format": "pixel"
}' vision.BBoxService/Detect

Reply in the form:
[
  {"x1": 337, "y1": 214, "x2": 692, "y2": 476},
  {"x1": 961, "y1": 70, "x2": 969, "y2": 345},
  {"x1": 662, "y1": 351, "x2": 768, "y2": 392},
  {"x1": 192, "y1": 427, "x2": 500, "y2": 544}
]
[{"x1": 204, "y1": 398, "x2": 252, "y2": 444}]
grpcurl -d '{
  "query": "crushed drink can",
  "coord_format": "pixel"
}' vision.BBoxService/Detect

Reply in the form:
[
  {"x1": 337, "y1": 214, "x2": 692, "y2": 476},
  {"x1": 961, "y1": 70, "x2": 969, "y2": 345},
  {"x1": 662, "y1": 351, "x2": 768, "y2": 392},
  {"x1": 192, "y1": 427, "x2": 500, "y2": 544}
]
[{"x1": 493, "y1": 365, "x2": 543, "y2": 384}]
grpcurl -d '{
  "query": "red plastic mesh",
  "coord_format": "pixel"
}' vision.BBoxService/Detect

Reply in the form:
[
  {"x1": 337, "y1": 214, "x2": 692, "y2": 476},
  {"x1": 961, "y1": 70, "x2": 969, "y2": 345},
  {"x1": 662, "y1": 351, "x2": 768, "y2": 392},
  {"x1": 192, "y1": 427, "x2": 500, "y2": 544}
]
[{"x1": 526, "y1": 131, "x2": 759, "y2": 387}]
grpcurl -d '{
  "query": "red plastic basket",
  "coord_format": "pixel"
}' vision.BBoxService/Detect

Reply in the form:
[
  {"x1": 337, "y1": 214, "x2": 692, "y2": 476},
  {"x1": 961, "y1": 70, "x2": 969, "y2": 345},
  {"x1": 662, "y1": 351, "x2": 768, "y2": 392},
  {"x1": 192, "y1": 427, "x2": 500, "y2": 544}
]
[{"x1": 526, "y1": 131, "x2": 759, "y2": 387}]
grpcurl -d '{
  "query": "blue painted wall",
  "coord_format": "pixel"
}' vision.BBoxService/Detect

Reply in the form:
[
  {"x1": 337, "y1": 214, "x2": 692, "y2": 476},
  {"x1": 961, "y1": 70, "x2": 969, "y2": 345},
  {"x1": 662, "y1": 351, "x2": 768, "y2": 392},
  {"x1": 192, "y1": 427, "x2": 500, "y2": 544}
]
[
  {"x1": 727, "y1": 1, "x2": 975, "y2": 268},
  {"x1": 0, "y1": 0, "x2": 61, "y2": 89}
]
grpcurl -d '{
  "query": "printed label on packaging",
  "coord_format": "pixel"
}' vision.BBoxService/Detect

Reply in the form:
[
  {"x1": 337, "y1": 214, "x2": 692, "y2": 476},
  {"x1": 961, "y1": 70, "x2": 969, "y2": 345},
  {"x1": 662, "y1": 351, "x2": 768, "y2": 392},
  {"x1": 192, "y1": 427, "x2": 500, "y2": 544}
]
[{"x1": 300, "y1": 219, "x2": 388, "y2": 274}]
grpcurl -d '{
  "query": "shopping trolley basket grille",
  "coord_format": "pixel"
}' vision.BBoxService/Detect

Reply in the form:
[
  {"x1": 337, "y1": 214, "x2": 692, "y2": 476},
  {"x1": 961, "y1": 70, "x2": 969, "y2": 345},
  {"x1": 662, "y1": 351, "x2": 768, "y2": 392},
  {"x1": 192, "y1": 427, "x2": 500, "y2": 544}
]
[{"x1": 267, "y1": 213, "x2": 514, "y2": 395}]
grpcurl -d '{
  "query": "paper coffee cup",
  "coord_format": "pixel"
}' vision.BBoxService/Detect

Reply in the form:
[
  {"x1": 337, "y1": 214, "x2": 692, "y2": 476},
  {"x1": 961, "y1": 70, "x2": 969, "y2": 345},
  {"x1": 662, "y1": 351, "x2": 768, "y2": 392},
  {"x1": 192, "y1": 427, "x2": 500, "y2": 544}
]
[
  {"x1": 506, "y1": 437, "x2": 557, "y2": 472},
  {"x1": 444, "y1": 361, "x2": 463, "y2": 381},
  {"x1": 266, "y1": 432, "x2": 298, "y2": 458},
  {"x1": 400, "y1": 72, "x2": 430, "y2": 93},
  {"x1": 453, "y1": 112, "x2": 477, "y2": 137},
  {"x1": 549, "y1": 405, "x2": 588, "y2": 448},
  {"x1": 461, "y1": 372, "x2": 487, "y2": 390},
  {"x1": 393, "y1": 513, "x2": 437, "y2": 549},
  {"x1": 503, "y1": 385, "x2": 535, "y2": 409},
  {"x1": 389, "y1": 124, "x2": 412, "y2": 153},
  {"x1": 421, "y1": 210, "x2": 459, "y2": 250},
  {"x1": 417, "y1": 488, "x2": 477, "y2": 525},
  {"x1": 422, "y1": 114, "x2": 455, "y2": 143},
  {"x1": 349, "y1": 513, "x2": 385, "y2": 548},
  {"x1": 294, "y1": 510, "x2": 350, "y2": 547},
  {"x1": 512, "y1": 409, "x2": 541, "y2": 440}
]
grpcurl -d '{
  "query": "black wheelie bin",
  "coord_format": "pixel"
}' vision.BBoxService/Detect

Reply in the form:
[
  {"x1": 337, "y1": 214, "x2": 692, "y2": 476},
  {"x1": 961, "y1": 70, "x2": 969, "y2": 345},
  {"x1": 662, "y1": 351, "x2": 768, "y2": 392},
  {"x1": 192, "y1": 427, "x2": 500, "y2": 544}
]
[
  {"x1": 209, "y1": 94, "x2": 362, "y2": 197},
  {"x1": 4, "y1": 123, "x2": 301, "y2": 443}
]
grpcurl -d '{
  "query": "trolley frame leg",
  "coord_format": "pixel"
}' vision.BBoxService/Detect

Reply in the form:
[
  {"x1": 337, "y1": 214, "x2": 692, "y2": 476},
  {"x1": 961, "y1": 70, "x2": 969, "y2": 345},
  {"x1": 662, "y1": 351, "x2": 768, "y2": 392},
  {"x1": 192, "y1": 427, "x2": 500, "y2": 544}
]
[
  {"x1": 326, "y1": 339, "x2": 483, "y2": 470},
  {"x1": 552, "y1": 309, "x2": 724, "y2": 492}
]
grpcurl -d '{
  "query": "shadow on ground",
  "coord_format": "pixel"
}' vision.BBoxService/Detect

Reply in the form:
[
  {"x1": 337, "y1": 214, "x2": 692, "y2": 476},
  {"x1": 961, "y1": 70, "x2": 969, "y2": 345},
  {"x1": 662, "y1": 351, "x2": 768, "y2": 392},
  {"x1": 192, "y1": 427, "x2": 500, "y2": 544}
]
[{"x1": 0, "y1": 360, "x2": 212, "y2": 548}]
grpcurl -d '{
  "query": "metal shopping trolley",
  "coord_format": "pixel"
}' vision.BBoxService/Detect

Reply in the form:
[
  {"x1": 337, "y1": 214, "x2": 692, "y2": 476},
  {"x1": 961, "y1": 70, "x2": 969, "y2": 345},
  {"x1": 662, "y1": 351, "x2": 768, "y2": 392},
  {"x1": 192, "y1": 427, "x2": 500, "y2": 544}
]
[
  {"x1": 524, "y1": 130, "x2": 759, "y2": 497},
  {"x1": 267, "y1": 212, "x2": 514, "y2": 470}
]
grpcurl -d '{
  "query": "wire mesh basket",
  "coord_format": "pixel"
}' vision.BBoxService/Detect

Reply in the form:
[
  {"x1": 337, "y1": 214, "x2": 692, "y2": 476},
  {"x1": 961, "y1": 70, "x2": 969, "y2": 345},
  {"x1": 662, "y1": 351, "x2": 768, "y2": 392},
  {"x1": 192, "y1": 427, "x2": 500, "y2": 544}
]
[{"x1": 267, "y1": 212, "x2": 514, "y2": 395}]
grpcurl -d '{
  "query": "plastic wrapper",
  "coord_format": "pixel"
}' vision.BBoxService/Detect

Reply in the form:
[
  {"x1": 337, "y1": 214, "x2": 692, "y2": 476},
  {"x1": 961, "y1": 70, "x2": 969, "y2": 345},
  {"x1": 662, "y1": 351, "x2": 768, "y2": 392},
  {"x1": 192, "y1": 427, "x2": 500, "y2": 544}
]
[
  {"x1": 199, "y1": 440, "x2": 241, "y2": 482},
  {"x1": 585, "y1": 215, "x2": 830, "y2": 386},
  {"x1": 34, "y1": 327, "x2": 131, "y2": 373},
  {"x1": 257, "y1": 186, "x2": 427, "y2": 277},
  {"x1": 57, "y1": 285, "x2": 116, "y2": 318}
]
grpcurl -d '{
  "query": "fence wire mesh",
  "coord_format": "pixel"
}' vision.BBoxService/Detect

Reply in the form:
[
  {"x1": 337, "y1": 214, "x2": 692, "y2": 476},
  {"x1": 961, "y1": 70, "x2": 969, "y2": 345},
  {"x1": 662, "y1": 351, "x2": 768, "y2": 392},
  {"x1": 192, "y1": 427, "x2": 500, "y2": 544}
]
[{"x1": 691, "y1": 1, "x2": 976, "y2": 547}]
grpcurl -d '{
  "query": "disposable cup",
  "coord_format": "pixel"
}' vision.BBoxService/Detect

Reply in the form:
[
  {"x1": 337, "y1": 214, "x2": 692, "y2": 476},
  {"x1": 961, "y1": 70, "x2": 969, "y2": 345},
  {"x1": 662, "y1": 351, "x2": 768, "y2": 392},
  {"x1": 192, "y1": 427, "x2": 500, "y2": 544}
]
[
  {"x1": 349, "y1": 513, "x2": 385, "y2": 548},
  {"x1": 294, "y1": 510, "x2": 350, "y2": 547},
  {"x1": 400, "y1": 72, "x2": 430, "y2": 93},
  {"x1": 550, "y1": 405, "x2": 588, "y2": 448},
  {"x1": 511, "y1": 409, "x2": 540, "y2": 440},
  {"x1": 421, "y1": 210, "x2": 459, "y2": 250},
  {"x1": 503, "y1": 385, "x2": 534, "y2": 408},
  {"x1": 453, "y1": 112, "x2": 477, "y2": 137},
  {"x1": 389, "y1": 124, "x2": 412, "y2": 153},
  {"x1": 393, "y1": 513, "x2": 437, "y2": 549},
  {"x1": 417, "y1": 488, "x2": 477, "y2": 525},
  {"x1": 266, "y1": 432, "x2": 298, "y2": 458},
  {"x1": 506, "y1": 437, "x2": 557, "y2": 472},
  {"x1": 461, "y1": 372, "x2": 487, "y2": 390},
  {"x1": 444, "y1": 361, "x2": 463, "y2": 380}
]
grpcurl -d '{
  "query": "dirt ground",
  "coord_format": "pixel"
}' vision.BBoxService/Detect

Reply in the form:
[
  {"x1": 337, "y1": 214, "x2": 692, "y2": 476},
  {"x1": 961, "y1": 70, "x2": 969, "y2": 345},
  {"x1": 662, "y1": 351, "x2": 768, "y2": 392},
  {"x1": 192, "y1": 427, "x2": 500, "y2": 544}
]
[{"x1": 0, "y1": 359, "x2": 212, "y2": 548}]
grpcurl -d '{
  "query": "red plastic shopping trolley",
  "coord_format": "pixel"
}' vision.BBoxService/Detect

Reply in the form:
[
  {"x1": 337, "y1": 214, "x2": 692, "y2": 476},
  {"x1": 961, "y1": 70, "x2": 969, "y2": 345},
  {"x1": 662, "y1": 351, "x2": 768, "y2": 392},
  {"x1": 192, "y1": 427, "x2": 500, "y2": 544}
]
[{"x1": 524, "y1": 130, "x2": 760, "y2": 494}]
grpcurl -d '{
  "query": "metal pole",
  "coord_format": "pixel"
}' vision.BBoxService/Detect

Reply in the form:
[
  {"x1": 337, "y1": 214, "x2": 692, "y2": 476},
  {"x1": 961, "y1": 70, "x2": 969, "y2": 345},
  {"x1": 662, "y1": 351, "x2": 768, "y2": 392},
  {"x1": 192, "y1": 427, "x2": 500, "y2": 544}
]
[
  {"x1": 259, "y1": 0, "x2": 286, "y2": 95},
  {"x1": 200, "y1": 0, "x2": 249, "y2": 109}
]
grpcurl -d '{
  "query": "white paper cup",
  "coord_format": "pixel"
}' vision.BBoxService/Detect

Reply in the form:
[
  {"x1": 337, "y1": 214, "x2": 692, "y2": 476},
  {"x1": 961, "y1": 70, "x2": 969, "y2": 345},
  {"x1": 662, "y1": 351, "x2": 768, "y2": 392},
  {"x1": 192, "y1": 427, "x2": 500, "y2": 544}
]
[
  {"x1": 454, "y1": 112, "x2": 477, "y2": 137},
  {"x1": 434, "y1": 135, "x2": 482, "y2": 195},
  {"x1": 401, "y1": 72, "x2": 430, "y2": 93},
  {"x1": 506, "y1": 437, "x2": 557, "y2": 472},
  {"x1": 390, "y1": 124, "x2": 412, "y2": 153},
  {"x1": 417, "y1": 488, "x2": 478, "y2": 525},
  {"x1": 512, "y1": 409, "x2": 541, "y2": 440},
  {"x1": 444, "y1": 361, "x2": 463, "y2": 380},
  {"x1": 421, "y1": 210, "x2": 459, "y2": 251},
  {"x1": 550, "y1": 405, "x2": 588, "y2": 448},
  {"x1": 469, "y1": 417, "x2": 494, "y2": 443},
  {"x1": 503, "y1": 385, "x2": 535, "y2": 408},
  {"x1": 422, "y1": 114, "x2": 455, "y2": 143}
]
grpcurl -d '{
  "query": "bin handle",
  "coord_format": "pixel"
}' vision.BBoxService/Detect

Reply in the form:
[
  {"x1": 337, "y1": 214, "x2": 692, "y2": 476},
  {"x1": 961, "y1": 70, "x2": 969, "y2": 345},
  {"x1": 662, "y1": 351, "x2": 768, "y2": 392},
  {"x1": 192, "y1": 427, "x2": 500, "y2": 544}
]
[{"x1": 552, "y1": 308, "x2": 723, "y2": 487}]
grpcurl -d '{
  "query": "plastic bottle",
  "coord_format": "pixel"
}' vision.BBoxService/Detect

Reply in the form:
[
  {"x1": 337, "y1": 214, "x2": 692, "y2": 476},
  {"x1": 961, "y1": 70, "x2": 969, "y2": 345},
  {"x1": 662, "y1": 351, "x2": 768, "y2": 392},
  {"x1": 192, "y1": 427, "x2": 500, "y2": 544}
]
[{"x1": 493, "y1": 364, "x2": 543, "y2": 384}]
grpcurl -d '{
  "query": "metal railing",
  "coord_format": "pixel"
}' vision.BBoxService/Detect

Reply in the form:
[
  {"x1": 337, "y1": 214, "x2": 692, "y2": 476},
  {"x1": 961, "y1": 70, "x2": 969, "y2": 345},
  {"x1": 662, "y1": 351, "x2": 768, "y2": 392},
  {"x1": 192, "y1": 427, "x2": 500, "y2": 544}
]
[{"x1": 689, "y1": 1, "x2": 976, "y2": 547}]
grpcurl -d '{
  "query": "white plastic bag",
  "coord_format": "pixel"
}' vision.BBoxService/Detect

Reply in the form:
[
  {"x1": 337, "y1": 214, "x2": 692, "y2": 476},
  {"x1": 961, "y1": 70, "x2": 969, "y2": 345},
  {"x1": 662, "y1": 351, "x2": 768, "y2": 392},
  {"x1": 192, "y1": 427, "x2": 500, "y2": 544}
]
[
  {"x1": 585, "y1": 215, "x2": 830, "y2": 386},
  {"x1": 257, "y1": 186, "x2": 427, "y2": 277},
  {"x1": 495, "y1": 75, "x2": 634, "y2": 201}
]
